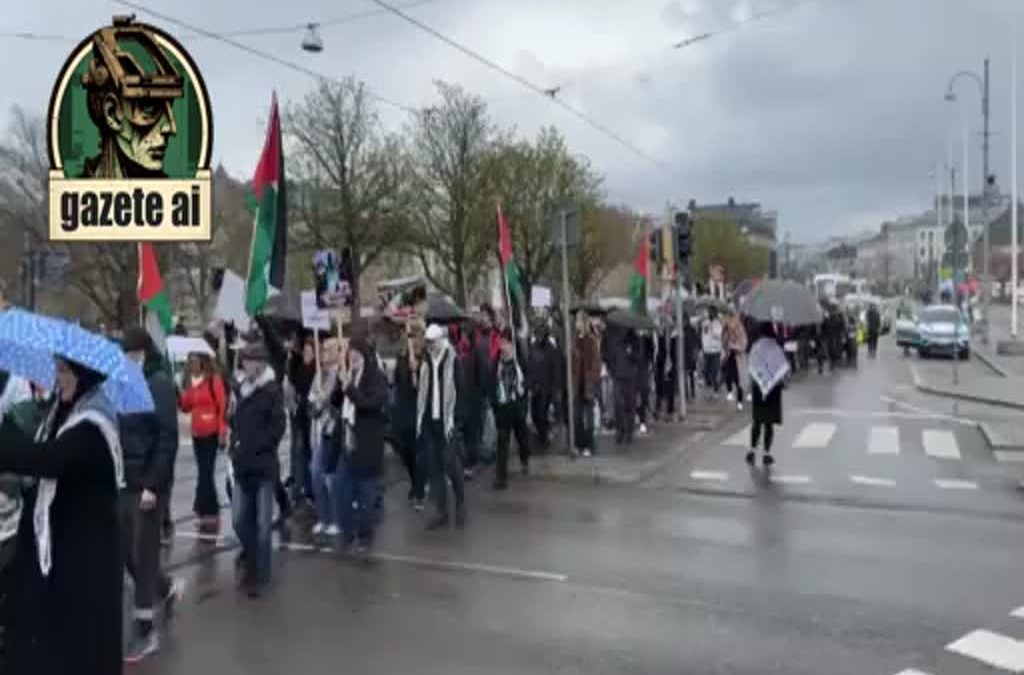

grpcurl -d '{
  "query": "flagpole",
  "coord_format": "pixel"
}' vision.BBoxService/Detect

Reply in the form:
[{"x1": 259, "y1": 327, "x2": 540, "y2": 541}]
[{"x1": 1013, "y1": 26, "x2": 1020, "y2": 338}]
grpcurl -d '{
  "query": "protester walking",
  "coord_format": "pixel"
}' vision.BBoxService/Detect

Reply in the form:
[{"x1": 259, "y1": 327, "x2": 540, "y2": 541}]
[
  {"x1": 308, "y1": 338, "x2": 342, "y2": 538},
  {"x1": 635, "y1": 330, "x2": 654, "y2": 433},
  {"x1": 178, "y1": 350, "x2": 228, "y2": 537},
  {"x1": 747, "y1": 323, "x2": 789, "y2": 468},
  {"x1": 416, "y1": 324, "x2": 466, "y2": 529},
  {"x1": 527, "y1": 324, "x2": 558, "y2": 451},
  {"x1": 230, "y1": 342, "x2": 286, "y2": 598},
  {"x1": 120, "y1": 328, "x2": 186, "y2": 663},
  {"x1": 573, "y1": 314, "x2": 602, "y2": 457},
  {"x1": 722, "y1": 313, "x2": 748, "y2": 412},
  {"x1": 0, "y1": 358, "x2": 123, "y2": 675},
  {"x1": 611, "y1": 329, "x2": 639, "y2": 445},
  {"x1": 286, "y1": 337, "x2": 316, "y2": 507},
  {"x1": 333, "y1": 337, "x2": 388, "y2": 554},
  {"x1": 393, "y1": 321, "x2": 426, "y2": 510},
  {"x1": 866, "y1": 304, "x2": 881, "y2": 358},
  {"x1": 492, "y1": 329, "x2": 529, "y2": 490},
  {"x1": 683, "y1": 315, "x2": 699, "y2": 402}
]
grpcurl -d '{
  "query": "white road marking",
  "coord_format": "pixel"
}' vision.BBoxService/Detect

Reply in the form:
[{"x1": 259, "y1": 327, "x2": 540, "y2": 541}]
[
  {"x1": 868, "y1": 426, "x2": 900, "y2": 455},
  {"x1": 995, "y1": 451, "x2": 1024, "y2": 464},
  {"x1": 769, "y1": 474, "x2": 812, "y2": 485},
  {"x1": 722, "y1": 426, "x2": 751, "y2": 447},
  {"x1": 690, "y1": 470, "x2": 729, "y2": 482},
  {"x1": 849, "y1": 474, "x2": 896, "y2": 487},
  {"x1": 934, "y1": 478, "x2": 978, "y2": 490},
  {"x1": 1010, "y1": 606, "x2": 1024, "y2": 619},
  {"x1": 793, "y1": 406, "x2": 976, "y2": 426},
  {"x1": 893, "y1": 669, "x2": 934, "y2": 675},
  {"x1": 175, "y1": 531, "x2": 227, "y2": 545},
  {"x1": 922, "y1": 429, "x2": 961, "y2": 460},
  {"x1": 946, "y1": 629, "x2": 1024, "y2": 672},
  {"x1": 792, "y1": 422, "x2": 836, "y2": 448},
  {"x1": 279, "y1": 541, "x2": 568, "y2": 582}
]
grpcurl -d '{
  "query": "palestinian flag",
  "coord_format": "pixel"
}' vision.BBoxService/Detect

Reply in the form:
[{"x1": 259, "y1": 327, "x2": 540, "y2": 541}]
[
  {"x1": 629, "y1": 229, "x2": 649, "y2": 314},
  {"x1": 496, "y1": 201, "x2": 523, "y2": 303},
  {"x1": 138, "y1": 242, "x2": 173, "y2": 350},
  {"x1": 245, "y1": 92, "x2": 288, "y2": 316}
]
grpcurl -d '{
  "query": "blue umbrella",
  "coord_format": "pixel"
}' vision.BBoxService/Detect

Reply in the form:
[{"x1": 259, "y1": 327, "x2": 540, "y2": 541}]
[{"x1": 0, "y1": 309, "x2": 154, "y2": 414}]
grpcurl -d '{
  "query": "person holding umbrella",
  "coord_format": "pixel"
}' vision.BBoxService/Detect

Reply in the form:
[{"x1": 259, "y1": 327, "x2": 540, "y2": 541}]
[
  {"x1": 0, "y1": 356, "x2": 126, "y2": 674},
  {"x1": 747, "y1": 323, "x2": 790, "y2": 467}
]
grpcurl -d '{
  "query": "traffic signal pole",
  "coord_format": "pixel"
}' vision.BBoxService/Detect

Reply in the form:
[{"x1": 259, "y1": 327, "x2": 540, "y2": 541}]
[{"x1": 673, "y1": 211, "x2": 690, "y2": 421}]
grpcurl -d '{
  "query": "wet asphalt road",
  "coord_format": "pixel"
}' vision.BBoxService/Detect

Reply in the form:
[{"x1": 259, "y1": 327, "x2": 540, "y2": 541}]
[{"x1": 146, "y1": 338, "x2": 1024, "y2": 675}]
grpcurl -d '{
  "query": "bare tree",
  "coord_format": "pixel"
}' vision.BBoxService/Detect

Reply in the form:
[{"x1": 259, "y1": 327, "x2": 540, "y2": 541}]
[
  {"x1": 406, "y1": 82, "x2": 503, "y2": 307},
  {"x1": 286, "y1": 78, "x2": 406, "y2": 310}
]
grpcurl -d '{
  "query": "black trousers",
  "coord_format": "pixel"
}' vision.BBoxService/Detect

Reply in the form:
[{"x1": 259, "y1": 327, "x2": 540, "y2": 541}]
[
  {"x1": 192, "y1": 434, "x2": 220, "y2": 518},
  {"x1": 636, "y1": 383, "x2": 650, "y2": 425},
  {"x1": 495, "y1": 405, "x2": 530, "y2": 483},
  {"x1": 396, "y1": 426, "x2": 424, "y2": 500},
  {"x1": 530, "y1": 391, "x2": 551, "y2": 449},
  {"x1": 613, "y1": 380, "x2": 636, "y2": 441},
  {"x1": 751, "y1": 421, "x2": 775, "y2": 452},
  {"x1": 421, "y1": 419, "x2": 465, "y2": 518},
  {"x1": 723, "y1": 353, "x2": 744, "y2": 400},
  {"x1": 120, "y1": 491, "x2": 172, "y2": 624}
]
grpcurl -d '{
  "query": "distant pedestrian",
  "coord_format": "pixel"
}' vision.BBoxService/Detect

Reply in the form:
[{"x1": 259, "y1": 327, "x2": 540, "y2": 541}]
[
  {"x1": 417, "y1": 324, "x2": 466, "y2": 529},
  {"x1": 701, "y1": 308, "x2": 723, "y2": 398},
  {"x1": 178, "y1": 351, "x2": 228, "y2": 537},
  {"x1": 747, "y1": 323, "x2": 789, "y2": 468},
  {"x1": 286, "y1": 337, "x2": 316, "y2": 507},
  {"x1": 635, "y1": 330, "x2": 654, "y2": 434},
  {"x1": 611, "y1": 329, "x2": 639, "y2": 445},
  {"x1": 527, "y1": 325, "x2": 558, "y2": 451},
  {"x1": 683, "y1": 316, "x2": 698, "y2": 402},
  {"x1": 491, "y1": 329, "x2": 529, "y2": 490},
  {"x1": 573, "y1": 314, "x2": 602, "y2": 457},
  {"x1": 866, "y1": 304, "x2": 881, "y2": 358},
  {"x1": 393, "y1": 321, "x2": 426, "y2": 510},
  {"x1": 308, "y1": 338, "x2": 342, "y2": 539},
  {"x1": 230, "y1": 342, "x2": 286, "y2": 598},
  {"x1": 722, "y1": 313, "x2": 747, "y2": 412}
]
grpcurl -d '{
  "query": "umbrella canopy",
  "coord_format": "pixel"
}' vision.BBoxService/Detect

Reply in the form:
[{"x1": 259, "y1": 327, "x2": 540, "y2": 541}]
[
  {"x1": 0, "y1": 309, "x2": 154, "y2": 413},
  {"x1": 424, "y1": 295, "x2": 468, "y2": 324},
  {"x1": 570, "y1": 302, "x2": 609, "y2": 316},
  {"x1": 741, "y1": 279, "x2": 821, "y2": 326},
  {"x1": 605, "y1": 308, "x2": 657, "y2": 332}
]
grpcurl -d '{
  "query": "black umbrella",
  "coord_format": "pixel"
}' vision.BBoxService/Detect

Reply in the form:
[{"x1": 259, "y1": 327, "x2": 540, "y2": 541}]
[
  {"x1": 570, "y1": 302, "x2": 609, "y2": 316},
  {"x1": 605, "y1": 308, "x2": 657, "y2": 332},
  {"x1": 425, "y1": 295, "x2": 468, "y2": 324},
  {"x1": 741, "y1": 279, "x2": 821, "y2": 325},
  {"x1": 264, "y1": 289, "x2": 302, "y2": 322}
]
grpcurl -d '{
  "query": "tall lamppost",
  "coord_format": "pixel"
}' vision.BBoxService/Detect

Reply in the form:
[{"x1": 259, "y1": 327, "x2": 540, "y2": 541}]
[{"x1": 945, "y1": 58, "x2": 991, "y2": 343}]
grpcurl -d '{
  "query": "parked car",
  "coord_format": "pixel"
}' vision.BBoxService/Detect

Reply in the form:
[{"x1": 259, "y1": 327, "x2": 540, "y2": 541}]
[{"x1": 916, "y1": 304, "x2": 970, "y2": 360}]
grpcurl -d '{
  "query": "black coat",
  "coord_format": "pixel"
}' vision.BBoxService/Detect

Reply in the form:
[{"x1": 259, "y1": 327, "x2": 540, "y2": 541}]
[
  {"x1": 119, "y1": 364, "x2": 178, "y2": 493},
  {"x1": 230, "y1": 370, "x2": 286, "y2": 481},
  {"x1": 391, "y1": 351, "x2": 419, "y2": 434},
  {"x1": 333, "y1": 364, "x2": 389, "y2": 477},
  {"x1": 752, "y1": 381, "x2": 783, "y2": 426},
  {"x1": 527, "y1": 339, "x2": 559, "y2": 396},
  {"x1": 0, "y1": 415, "x2": 122, "y2": 675}
]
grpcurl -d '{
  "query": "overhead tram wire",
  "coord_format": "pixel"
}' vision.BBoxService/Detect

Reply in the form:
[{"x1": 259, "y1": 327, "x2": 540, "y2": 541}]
[
  {"x1": 112, "y1": 0, "x2": 420, "y2": 115},
  {"x1": 364, "y1": 0, "x2": 667, "y2": 170}
]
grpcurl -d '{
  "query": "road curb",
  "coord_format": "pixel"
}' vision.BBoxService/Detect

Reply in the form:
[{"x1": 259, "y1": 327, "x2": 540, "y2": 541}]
[{"x1": 973, "y1": 347, "x2": 1012, "y2": 378}]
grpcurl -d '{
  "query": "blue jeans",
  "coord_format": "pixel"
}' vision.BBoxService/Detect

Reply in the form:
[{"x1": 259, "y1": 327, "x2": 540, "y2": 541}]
[
  {"x1": 337, "y1": 469, "x2": 380, "y2": 544},
  {"x1": 311, "y1": 434, "x2": 340, "y2": 527},
  {"x1": 232, "y1": 475, "x2": 274, "y2": 585}
]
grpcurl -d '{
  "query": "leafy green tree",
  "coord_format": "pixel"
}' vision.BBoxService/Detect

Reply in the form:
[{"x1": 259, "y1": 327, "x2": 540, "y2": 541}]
[{"x1": 689, "y1": 214, "x2": 769, "y2": 285}]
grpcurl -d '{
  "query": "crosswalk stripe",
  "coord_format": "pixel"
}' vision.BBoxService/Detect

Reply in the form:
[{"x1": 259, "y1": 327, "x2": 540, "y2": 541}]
[
  {"x1": 722, "y1": 426, "x2": 751, "y2": 447},
  {"x1": 934, "y1": 479, "x2": 978, "y2": 490},
  {"x1": 893, "y1": 669, "x2": 934, "y2": 675},
  {"x1": 690, "y1": 470, "x2": 729, "y2": 482},
  {"x1": 946, "y1": 629, "x2": 1024, "y2": 672},
  {"x1": 792, "y1": 422, "x2": 836, "y2": 448},
  {"x1": 769, "y1": 474, "x2": 812, "y2": 485},
  {"x1": 922, "y1": 429, "x2": 960, "y2": 460},
  {"x1": 850, "y1": 474, "x2": 896, "y2": 487},
  {"x1": 1010, "y1": 606, "x2": 1024, "y2": 619},
  {"x1": 995, "y1": 451, "x2": 1024, "y2": 464},
  {"x1": 868, "y1": 426, "x2": 900, "y2": 455}
]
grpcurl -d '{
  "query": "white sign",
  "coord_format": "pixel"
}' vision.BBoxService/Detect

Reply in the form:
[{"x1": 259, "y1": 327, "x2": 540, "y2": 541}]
[
  {"x1": 213, "y1": 270, "x2": 250, "y2": 330},
  {"x1": 531, "y1": 285, "x2": 552, "y2": 308},
  {"x1": 301, "y1": 290, "x2": 331, "y2": 330}
]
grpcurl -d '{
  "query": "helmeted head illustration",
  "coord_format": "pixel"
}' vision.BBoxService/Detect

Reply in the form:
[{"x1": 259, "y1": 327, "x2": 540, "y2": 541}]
[{"x1": 79, "y1": 16, "x2": 184, "y2": 178}]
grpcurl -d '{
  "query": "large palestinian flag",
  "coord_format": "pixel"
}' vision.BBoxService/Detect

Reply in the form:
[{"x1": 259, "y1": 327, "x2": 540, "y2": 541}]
[{"x1": 245, "y1": 93, "x2": 288, "y2": 316}]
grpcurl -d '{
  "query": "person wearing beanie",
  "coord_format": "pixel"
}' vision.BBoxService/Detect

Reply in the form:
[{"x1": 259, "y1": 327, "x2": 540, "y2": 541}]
[
  {"x1": 230, "y1": 341, "x2": 285, "y2": 597},
  {"x1": 119, "y1": 327, "x2": 185, "y2": 664}
]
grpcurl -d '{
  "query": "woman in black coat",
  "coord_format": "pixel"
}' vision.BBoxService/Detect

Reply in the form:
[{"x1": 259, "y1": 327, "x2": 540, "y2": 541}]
[
  {"x1": 0, "y1": 358, "x2": 122, "y2": 675},
  {"x1": 333, "y1": 337, "x2": 389, "y2": 552},
  {"x1": 748, "y1": 323, "x2": 785, "y2": 468}
]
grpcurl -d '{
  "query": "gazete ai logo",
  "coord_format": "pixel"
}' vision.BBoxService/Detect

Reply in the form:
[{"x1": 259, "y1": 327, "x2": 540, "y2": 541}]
[{"x1": 47, "y1": 14, "x2": 213, "y2": 242}]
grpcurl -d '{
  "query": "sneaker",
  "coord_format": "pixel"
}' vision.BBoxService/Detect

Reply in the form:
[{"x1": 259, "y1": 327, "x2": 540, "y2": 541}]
[
  {"x1": 124, "y1": 630, "x2": 160, "y2": 664},
  {"x1": 582, "y1": 449, "x2": 592, "y2": 458},
  {"x1": 745, "y1": 451, "x2": 756, "y2": 466},
  {"x1": 638, "y1": 424, "x2": 649, "y2": 435},
  {"x1": 311, "y1": 522, "x2": 325, "y2": 536},
  {"x1": 412, "y1": 499, "x2": 425, "y2": 513},
  {"x1": 736, "y1": 402, "x2": 744, "y2": 412},
  {"x1": 463, "y1": 468, "x2": 475, "y2": 481},
  {"x1": 726, "y1": 393, "x2": 735, "y2": 402},
  {"x1": 325, "y1": 524, "x2": 340, "y2": 538},
  {"x1": 763, "y1": 453, "x2": 775, "y2": 467},
  {"x1": 164, "y1": 577, "x2": 186, "y2": 622}
]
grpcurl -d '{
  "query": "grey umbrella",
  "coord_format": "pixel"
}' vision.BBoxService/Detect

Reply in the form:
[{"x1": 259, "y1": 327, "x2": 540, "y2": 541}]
[
  {"x1": 605, "y1": 308, "x2": 657, "y2": 332},
  {"x1": 741, "y1": 279, "x2": 821, "y2": 325},
  {"x1": 425, "y1": 295, "x2": 468, "y2": 324}
]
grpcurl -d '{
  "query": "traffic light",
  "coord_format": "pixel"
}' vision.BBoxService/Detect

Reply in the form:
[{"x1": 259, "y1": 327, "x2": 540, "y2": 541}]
[{"x1": 674, "y1": 211, "x2": 691, "y2": 262}]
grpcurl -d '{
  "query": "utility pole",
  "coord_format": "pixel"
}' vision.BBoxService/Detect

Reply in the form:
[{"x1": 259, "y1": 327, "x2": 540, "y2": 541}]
[{"x1": 560, "y1": 209, "x2": 575, "y2": 456}]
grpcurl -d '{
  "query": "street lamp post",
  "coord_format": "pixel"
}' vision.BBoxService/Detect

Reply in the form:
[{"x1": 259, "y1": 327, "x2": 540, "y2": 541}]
[{"x1": 945, "y1": 58, "x2": 991, "y2": 344}]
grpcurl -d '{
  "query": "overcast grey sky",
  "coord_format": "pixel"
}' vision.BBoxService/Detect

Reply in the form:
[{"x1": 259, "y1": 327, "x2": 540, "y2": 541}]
[{"x1": 4, "y1": 0, "x2": 1023, "y2": 242}]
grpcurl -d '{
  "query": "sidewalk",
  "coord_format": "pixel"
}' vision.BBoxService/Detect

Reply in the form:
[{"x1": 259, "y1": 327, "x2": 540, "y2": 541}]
[
  {"x1": 911, "y1": 363, "x2": 1024, "y2": 410},
  {"x1": 976, "y1": 304, "x2": 1024, "y2": 378},
  {"x1": 529, "y1": 401, "x2": 731, "y2": 485}
]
